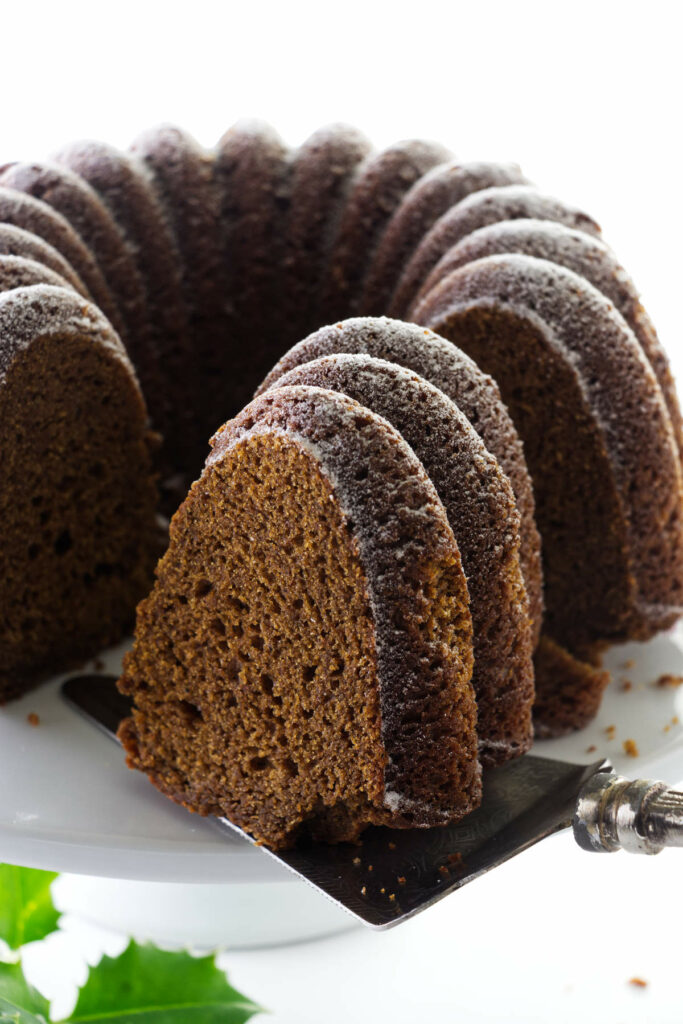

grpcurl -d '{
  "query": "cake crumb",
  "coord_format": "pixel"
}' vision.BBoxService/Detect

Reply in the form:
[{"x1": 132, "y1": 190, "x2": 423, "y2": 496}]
[
  {"x1": 389, "y1": 893, "x2": 396, "y2": 901},
  {"x1": 620, "y1": 659, "x2": 635, "y2": 670},
  {"x1": 397, "y1": 876, "x2": 406, "y2": 886},
  {"x1": 673, "y1": 716, "x2": 679, "y2": 725},
  {"x1": 447, "y1": 852, "x2": 464, "y2": 867},
  {"x1": 621, "y1": 679, "x2": 633, "y2": 692},
  {"x1": 623, "y1": 738, "x2": 639, "y2": 757},
  {"x1": 438, "y1": 864, "x2": 450, "y2": 877},
  {"x1": 388, "y1": 841, "x2": 396, "y2": 850},
  {"x1": 360, "y1": 886, "x2": 367, "y2": 896},
  {"x1": 629, "y1": 977, "x2": 648, "y2": 988},
  {"x1": 367, "y1": 864, "x2": 373, "y2": 872},
  {"x1": 654, "y1": 673, "x2": 683, "y2": 689},
  {"x1": 27, "y1": 712, "x2": 40, "y2": 727},
  {"x1": 352, "y1": 856, "x2": 361, "y2": 866},
  {"x1": 93, "y1": 657, "x2": 105, "y2": 672},
  {"x1": 605, "y1": 724, "x2": 617, "y2": 739},
  {"x1": 663, "y1": 724, "x2": 671, "y2": 733},
  {"x1": 380, "y1": 887, "x2": 385, "y2": 894},
  {"x1": 586, "y1": 744, "x2": 597, "y2": 753}
]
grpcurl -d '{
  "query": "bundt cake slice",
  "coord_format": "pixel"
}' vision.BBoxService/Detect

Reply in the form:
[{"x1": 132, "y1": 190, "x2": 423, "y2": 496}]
[
  {"x1": 118, "y1": 385, "x2": 480, "y2": 850},
  {"x1": 414, "y1": 254, "x2": 683, "y2": 732},
  {"x1": 0, "y1": 285, "x2": 158, "y2": 701},
  {"x1": 257, "y1": 317, "x2": 543, "y2": 647},
  {"x1": 263, "y1": 353, "x2": 534, "y2": 766}
]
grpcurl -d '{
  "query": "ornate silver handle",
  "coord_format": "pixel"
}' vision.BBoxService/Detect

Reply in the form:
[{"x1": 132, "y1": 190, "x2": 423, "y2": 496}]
[{"x1": 574, "y1": 771, "x2": 683, "y2": 854}]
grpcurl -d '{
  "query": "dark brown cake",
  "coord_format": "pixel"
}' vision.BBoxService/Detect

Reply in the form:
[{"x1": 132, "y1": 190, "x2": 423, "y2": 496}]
[
  {"x1": 0, "y1": 255, "x2": 76, "y2": 294},
  {"x1": 0, "y1": 186, "x2": 122, "y2": 331},
  {"x1": 360, "y1": 161, "x2": 527, "y2": 315},
  {"x1": 406, "y1": 184, "x2": 602, "y2": 317},
  {"x1": 263, "y1": 353, "x2": 534, "y2": 765},
  {"x1": 321, "y1": 139, "x2": 452, "y2": 323},
  {"x1": 118, "y1": 385, "x2": 480, "y2": 849},
  {"x1": 52, "y1": 141, "x2": 193, "y2": 480},
  {"x1": 0, "y1": 285, "x2": 158, "y2": 701},
  {"x1": 0, "y1": 160, "x2": 148, "y2": 357},
  {"x1": 214, "y1": 120, "x2": 292, "y2": 413},
  {"x1": 413, "y1": 217, "x2": 683, "y2": 457},
  {"x1": 3, "y1": 118, "x2": 682, "y2": 833},
  {"x1": 130, "y1": 124, "x2": 229, "y2": 465},
  {"x1": 0, "y1": 222, "x2": 88, "y2": 296},
  {"x1": 282, "y1": 124, "x2": 371, "y2": 341},
  {"x1": 257, "y1": 316, "x2": 543, "y2": 647},
  {"x1": 414, "y1": 254, "x2": 683, "y2": 732}
]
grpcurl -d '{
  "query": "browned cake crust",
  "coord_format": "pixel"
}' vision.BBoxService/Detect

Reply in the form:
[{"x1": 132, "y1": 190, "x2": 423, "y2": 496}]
[
  {"x1": 0, "y1": 285, "x2": 158, "y2": 701},
  {"x1": 415, "y1": 217, "x2": 683, "y2": 457},
  {"x1": 214, "y1": 120, "x2": 292, "y2": 412},
  {"x1": 0, "y1": 223, "x2": 88, "y2": 296},
  {"x1": 282, "y1": 124, "x2": 371, "y2": 341},
  {"x1": 322, "y1": 139, "x2": 452, "y2": 323},
  {"x1": 53, "y1": 141, "x2": 193, "y2": 478},
  {"x1": 0, "y1": 187, "x2": 120, "y2": 329},
  {"x1": 532, "y1": 637, "x2": 611, "y2": 738},
  {"x1": 0, "y1": 255, "x2": 76, "y2": 293},
  {"x1": 264, "y1": 353, "x2": 534, "y2": 765},
  {"x1": 118, "y1": 385, "x2": 480, "y2": 849},
  {"x1": 0, "y1": 160, "x2": 147, "y2": 354},
  {"x1": 257, "y1": 316, "x2": 543, "y2": 647},
  {"x1": 360, "y1": 161, "x2": 527, "y2": 315},
  {"x1": 130, "y1": 124, "x2": 228, "y2": 471},
  {"x1": 415, "y1": 254, "x2": 683, "y2": 731},
  {"x1": 407, "y1": 185, "x2": 602, "y2": 316}
]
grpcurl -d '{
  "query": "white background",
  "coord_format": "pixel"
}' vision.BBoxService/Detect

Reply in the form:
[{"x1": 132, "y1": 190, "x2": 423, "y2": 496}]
[{"x1": 2, "y1": 1, "x2": 683, "y2": 1021}]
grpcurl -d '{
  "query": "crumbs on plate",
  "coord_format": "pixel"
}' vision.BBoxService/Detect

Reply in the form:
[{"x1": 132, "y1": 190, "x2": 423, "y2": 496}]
[
  {"x1": 623, "y1": 738, "x2": 639, "y2": 758},
  {"x1": 26, "y1": 712, "x2": 40, "y2": 727},
  {"x1": 629, "y1": 977, "x2": 648, "y2": 989},
  {"x1": 654, "y1": 673, "x2": 683, "y2": 689}
]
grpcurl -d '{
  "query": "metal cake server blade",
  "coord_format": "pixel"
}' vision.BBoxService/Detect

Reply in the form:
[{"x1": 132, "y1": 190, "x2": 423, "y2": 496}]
[{"x1": 61, "y1": 674, "x2": 683, "y2": 929}]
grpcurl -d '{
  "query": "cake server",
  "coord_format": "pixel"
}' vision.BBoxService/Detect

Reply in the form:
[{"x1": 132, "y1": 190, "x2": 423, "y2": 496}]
[{"x1": 61, "y1": 674, "x2": 683, "y2": 930}]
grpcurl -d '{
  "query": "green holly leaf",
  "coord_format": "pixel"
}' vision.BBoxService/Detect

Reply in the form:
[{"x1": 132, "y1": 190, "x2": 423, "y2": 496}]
[
  {"x1": 0, "y1": 961, "x2": 50, "y2": 1023},
  {"x1": 0, "y1": 866, "x2": 59, "y2": 951},
  {"x1": 65, "y1": 941, "x2": 263, "y2": 1023}
]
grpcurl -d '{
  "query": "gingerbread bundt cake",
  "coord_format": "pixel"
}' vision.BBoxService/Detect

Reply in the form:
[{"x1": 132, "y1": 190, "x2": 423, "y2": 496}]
[
  {"x1": 1, "y1": 119, "x2": 681, "y2": 845},
  {"x1": 118, "y1": 386, "x2": 480, "y2": 849}
]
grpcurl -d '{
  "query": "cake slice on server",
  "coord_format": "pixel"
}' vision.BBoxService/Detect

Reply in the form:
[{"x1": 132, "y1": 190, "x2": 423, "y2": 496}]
[{"x1": 117, "y1": 386, "x2": 480, "y2": 850}]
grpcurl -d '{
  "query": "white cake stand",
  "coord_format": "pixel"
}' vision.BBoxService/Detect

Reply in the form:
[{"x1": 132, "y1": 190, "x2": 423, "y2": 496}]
[{"x1": 2, "y1": 629, "x2": 683, "y2": 948}]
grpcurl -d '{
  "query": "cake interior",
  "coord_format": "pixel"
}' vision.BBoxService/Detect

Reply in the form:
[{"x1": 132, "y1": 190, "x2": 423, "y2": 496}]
[
  {"x1": 0, "y1": 332, "x2": 156, "y2": 699},
  {"x1": 119, "y1": 432, "x2": 390, "y2": 849}
]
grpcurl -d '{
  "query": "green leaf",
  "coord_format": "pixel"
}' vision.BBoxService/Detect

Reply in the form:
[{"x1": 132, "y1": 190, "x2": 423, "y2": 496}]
[
  {"x1": 0, "y1": 866, "x2": 59, "y2": 951},
  {"x1": 65, "y1": 941, "x2": 263, "y2": 1023},
  {"x1": 0, "y1": 961, "x2": 50, "y2": 1023}
]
